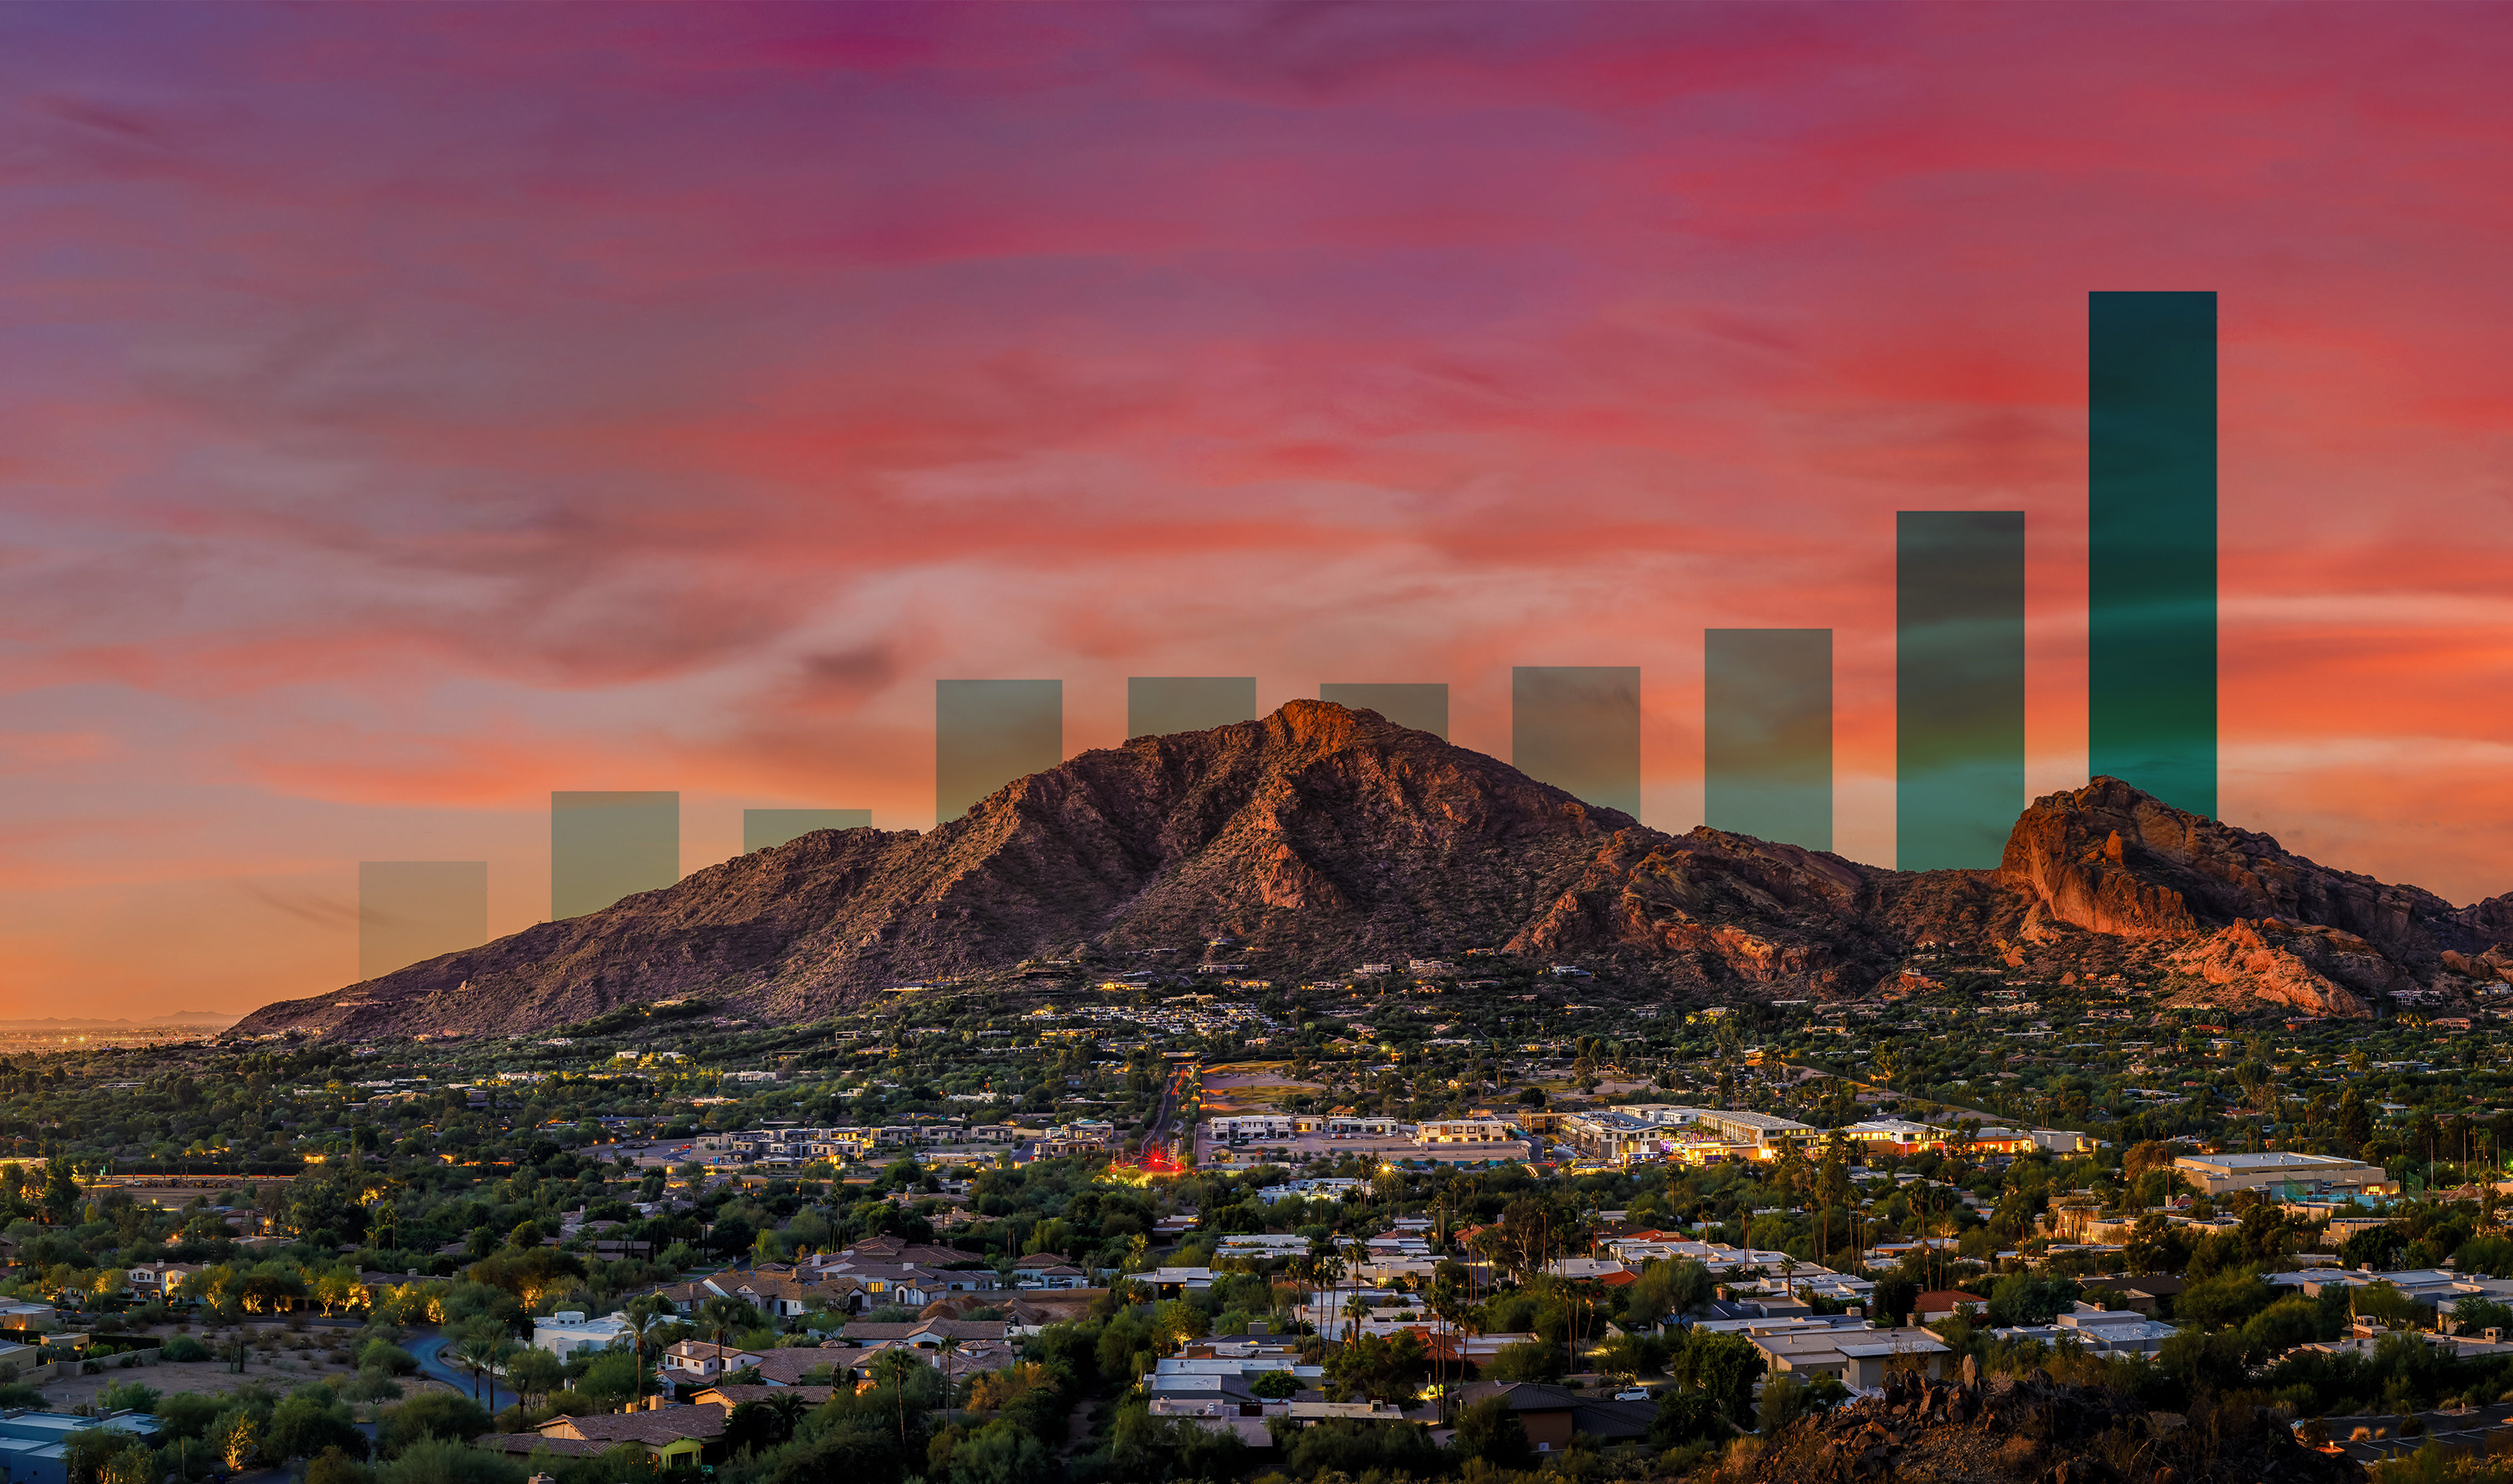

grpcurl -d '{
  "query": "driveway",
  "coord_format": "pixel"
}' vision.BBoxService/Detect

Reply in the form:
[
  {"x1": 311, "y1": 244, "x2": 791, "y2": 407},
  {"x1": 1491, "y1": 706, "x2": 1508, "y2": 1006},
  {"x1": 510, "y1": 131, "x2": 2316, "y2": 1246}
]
[{"x1": 404, "y1": 1331, "x2": 495, "y2": 1405}]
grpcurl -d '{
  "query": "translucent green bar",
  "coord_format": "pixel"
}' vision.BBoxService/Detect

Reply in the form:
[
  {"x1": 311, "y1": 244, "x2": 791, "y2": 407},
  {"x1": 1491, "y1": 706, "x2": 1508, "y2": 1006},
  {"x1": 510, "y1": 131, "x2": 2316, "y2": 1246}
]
[
  {"x1": 550, "y1": 791, "x2": 679, "y2": 919},
  {"x1": 937, "y1": 679, "x2": 1061, "y2": 822},
  {"x1": 742, "y1": 809, "x2": 873, "y2": 853},
  {"x1": 1319, "y1": 683, "x2": 1449, "y2": 739},
  {"x1": 358, "y1": 861, "x2": 487, "y2": 981},
  {"x1": 1897, "y1": 512, "x2": 2025, "y2": 869},
  {"x1": 1512, "y1": 666, "x2": 1641, "y2": 818},
  {"x1": 1704, "y1": 629, "x2": 1831, "y2": 851},
  {"x1": 1127, "y1": 677, "x2": 1256, "y2": 738},
  {"x1": 2091, "y1": 291, "x2": 2216, "y2": 817}
]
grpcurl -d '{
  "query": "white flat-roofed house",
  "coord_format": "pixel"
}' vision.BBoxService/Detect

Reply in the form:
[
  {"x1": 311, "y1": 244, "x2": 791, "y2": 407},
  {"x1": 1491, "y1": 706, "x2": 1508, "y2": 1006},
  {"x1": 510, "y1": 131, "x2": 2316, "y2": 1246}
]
[
  {"x1": 533, "y1": 1310, "x2": 633, "y2": 1358},
  {"x1": 1214, "y1": 1233, "x2": 1309, "y2": 1260},
  {"x1": 1751, "y1": 1327, "x2": 1952, "y2": 1390}
]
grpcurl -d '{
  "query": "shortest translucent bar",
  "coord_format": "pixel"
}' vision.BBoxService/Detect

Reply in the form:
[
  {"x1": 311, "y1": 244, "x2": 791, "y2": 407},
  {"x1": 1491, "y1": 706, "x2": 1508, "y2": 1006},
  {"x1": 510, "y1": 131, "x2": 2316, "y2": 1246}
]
[
  {"x1": 1319, "y1": 683, "x2": 1449, "y2": 739},
  {"x1": 1512, "y1": 666, "x2": 1641, "y2": 817},
  {"x1": 359, "y1": 861, "x2": 487, "y2": 982},
  {"x1": 1127, "y1": 677, "x2": 1256, "y2": 739},
  {"x1": 1704, "y1": 629, "x2": 1833, "y2": 852},
  {"x1": 743, "y1": 808, "x2": 873, "y2": 853},
  {"x1": 551, "y1": 791, "x2": 680, "y2": 920}
]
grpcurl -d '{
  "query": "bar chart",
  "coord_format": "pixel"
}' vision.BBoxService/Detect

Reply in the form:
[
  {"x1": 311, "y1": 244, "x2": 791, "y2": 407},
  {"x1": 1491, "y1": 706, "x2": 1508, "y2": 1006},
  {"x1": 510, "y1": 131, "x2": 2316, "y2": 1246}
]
[
  {"x1": 551, "y1": 791, "x2": 679, "y2": 920},
  {"x1": 1512, "y1": 666, "x2": 1642, "y2": 818},
  {"x1": 744, "y1": 810, "x2": 873, "y2": 853},
  {"x1": 1318, "y1": 683, "x2": 1450, "y2": 739},
  {"x1": 937, "y1": 679, "x2": 1063, "y2": 822},
  {"x1": 358, "y1": 861, "x2": 488, "y2": 982},
  {"x1": 1704, "y1": 629, "x2": 1833, "y2": 853},
  {"x1": 343, "y1": 287, "x2": 2220, "y2": 978},
  {"x1": 1896, "y1": 511, "x2": 2028, "y2": 870},
  {"x1": 2091, "y1": 291, "x2": 2217, "y2": 819},
  {"x1": 1128, "y1": 678, "x2": 1257, "y2": 739}
]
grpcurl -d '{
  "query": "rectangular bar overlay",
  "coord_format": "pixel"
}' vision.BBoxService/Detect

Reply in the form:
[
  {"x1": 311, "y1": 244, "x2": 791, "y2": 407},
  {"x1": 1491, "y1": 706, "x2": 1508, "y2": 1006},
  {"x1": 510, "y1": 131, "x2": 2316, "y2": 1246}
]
[
  {"x1": 1897, "y1": 512, "x2": 2025, "y2": 869},
  {"x1": 1704, "y1": 629, "x2": 1832, "y2": 852},
  {"x1": 358, "y1": 861, "x2": 487, "y2": 981},
  {"x1": 550, "y1": 791, "x2": 679, "y2": 920},
  {"x1": 1127, "y1": 677, "x2": 1257, "y2": 739},
  {"x1": 743, "y1": 809, "x2": 873, "y2": 853},
  {"x1": 1318, "y1": 683, "x2": 1449, "y2": 739},
  {"x1": 937, "y1": 679, "x2": 1062, "y2": 822},
  {"x1": 2091, "y1": 290, "x2": 2217, "y2": 817},
  {"x1": 1512, "y1": 666, "x2": 1642, "y2": 818}
]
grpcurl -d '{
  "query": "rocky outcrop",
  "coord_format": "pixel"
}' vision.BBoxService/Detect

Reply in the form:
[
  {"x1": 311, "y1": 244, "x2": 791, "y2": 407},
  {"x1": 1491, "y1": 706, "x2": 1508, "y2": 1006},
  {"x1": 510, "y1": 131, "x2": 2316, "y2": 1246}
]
[
  {"x1": 2164, "y1": 920, "x2": 2386, "y2": 1018},
  {"x1": 2000, "y1": 777, "x2": 2508, "y2": 970},
  {"x1": 1723, "y1": 1362, "x2": 2362, "y2": 1484},
  {"x1": 233, "y1": 713, "x2": 2513, "y2": 1042}
]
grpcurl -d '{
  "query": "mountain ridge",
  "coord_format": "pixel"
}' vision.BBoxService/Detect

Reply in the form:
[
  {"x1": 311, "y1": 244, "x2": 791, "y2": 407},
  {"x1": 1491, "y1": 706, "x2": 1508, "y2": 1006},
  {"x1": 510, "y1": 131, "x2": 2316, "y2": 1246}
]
[{"x1": 231, "y1": 703, "x2": 2513, "y2": 1041}]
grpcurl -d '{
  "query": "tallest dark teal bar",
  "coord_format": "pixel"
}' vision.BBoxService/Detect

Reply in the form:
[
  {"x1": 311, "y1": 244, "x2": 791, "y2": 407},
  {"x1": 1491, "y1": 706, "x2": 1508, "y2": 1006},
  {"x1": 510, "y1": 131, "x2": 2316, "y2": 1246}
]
[{"x1": 2090, "y1": 291, "x2": 2217, "y2": 818}]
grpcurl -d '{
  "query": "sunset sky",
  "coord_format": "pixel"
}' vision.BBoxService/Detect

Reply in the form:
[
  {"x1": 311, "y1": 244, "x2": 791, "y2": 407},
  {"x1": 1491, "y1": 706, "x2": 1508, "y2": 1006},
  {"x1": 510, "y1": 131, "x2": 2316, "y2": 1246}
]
[{"x1": 6, "y1": 3, "x2": 2513, "y2": 1018}]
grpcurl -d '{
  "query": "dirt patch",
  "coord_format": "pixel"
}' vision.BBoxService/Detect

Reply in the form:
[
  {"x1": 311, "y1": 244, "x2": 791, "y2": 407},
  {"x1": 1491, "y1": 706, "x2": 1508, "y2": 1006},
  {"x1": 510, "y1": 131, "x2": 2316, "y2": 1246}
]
[
  {"x1": 42, "y1": 1326, "x2": 364, "y2": 1408},
  {"x1": 1199, "y1": 1069, "x2": 1323, "y2": 1110},
  {"x1": 43, "y1": 1358, "x2": 356, "y2": 1408}
]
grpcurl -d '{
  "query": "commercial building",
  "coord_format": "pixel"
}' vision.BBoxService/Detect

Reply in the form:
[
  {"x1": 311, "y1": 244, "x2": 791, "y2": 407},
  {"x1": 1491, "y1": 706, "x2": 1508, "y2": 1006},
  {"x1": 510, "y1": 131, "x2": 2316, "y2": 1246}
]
[
  {"x1": 1558, "y1": 1110, "x2": 1819, "y2": 1165},
  {"x1": 1206, "y1": 1115, "x2": 1297, "y2": 1141},
  {"x1": 1416, "y1": 1118, "x2": 1513, "y2": 1145},
  {"x1": 2172, "y1": 1152, "x2": 2395, "y2": 1197}
]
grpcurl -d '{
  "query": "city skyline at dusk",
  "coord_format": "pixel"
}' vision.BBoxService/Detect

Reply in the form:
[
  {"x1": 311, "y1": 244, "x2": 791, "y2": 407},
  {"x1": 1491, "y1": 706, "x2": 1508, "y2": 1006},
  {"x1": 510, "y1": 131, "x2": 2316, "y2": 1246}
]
[{"x1": 8, "y1": 4, "x2": 2513, "y2": 1015}]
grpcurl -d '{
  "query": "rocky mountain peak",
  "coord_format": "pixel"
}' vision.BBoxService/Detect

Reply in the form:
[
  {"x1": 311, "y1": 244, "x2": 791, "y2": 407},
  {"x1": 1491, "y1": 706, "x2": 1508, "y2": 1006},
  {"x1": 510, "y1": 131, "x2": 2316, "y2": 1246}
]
[{"x1": 230, "y1": 717, "x2": 2513, "y2": 1041}]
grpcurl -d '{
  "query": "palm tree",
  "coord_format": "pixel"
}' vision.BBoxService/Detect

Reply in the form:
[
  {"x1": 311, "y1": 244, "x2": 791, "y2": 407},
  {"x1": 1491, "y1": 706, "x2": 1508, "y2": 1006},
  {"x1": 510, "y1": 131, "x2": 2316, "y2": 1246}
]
[
  {"x1": 934, "y1": 1334, "x2": 963, "y2": 1402},
  {"x1": 871, "y1": 1348, "x2": 921, "y2": 1446},
  {"x1": 699, "y1": 1295, "x2": 756, "y2": 1358},
  {"x1": 622, "y1": 1297, "x2": 670, "y2": 1405},
  {"x1": 456, "y1": 1332, "x2": 503, "y2": 1407}
]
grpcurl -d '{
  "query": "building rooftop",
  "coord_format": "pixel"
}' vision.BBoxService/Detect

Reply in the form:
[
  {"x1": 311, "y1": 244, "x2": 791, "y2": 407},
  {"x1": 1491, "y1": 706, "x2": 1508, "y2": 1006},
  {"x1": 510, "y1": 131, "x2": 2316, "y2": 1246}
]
[{"x1": 2175, "y1": 1152, "x2": 2364, "y2": 1172}]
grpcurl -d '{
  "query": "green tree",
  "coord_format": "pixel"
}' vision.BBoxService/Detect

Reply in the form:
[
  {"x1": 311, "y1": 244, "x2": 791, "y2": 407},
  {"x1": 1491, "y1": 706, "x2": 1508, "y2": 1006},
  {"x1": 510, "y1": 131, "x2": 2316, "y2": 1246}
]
[
  {"x1": 1447, "y1": 1397, "x2": 1535, "y2": 1469},
  {"x1": 60, "y1": 1425, "x2": 148, "y2": 1484},
  {"x1": 267, "y1": 1387, "x2": 369, "y2": 1465},
  {"x1": 42, "y1": 1161, "x2": 80, "y2": 1224},
  {"x1": 1670, "y1": 1328, "x2": 1762, "y2": 1429},
  {"x1": 307, "y1": 1446, "x2": 372, "y2": 1484},
  {"x1": 378, "y1": 1394, "x2": 493, "y2": 1457},
  {"x1": 1324, "y1": 1332, "x2": 1430, "y2": 1404},
  {"x1": 939, "y1": 1419, "x2": 1055, "y2": 1484},
  {"x1": 1482, "y1": 1340, "x2": 1566, "y2": 1384},
  {"x1": 506, "y1": 1347, "x2": 565, "y2": 1409},
  {"x1": 1250, "y1": 1370, "x2": 1300, "y2": 1400},
  {"x1": 371, "y1": 1440, "x2": 526, "y2": 1484}
]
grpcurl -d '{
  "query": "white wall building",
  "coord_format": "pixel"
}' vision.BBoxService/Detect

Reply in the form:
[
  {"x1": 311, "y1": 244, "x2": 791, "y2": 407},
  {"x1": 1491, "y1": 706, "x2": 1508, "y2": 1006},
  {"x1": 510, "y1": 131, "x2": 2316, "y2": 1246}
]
[{"x1": 532, "y1": 1311, "x2": 632, "y2": 1358}]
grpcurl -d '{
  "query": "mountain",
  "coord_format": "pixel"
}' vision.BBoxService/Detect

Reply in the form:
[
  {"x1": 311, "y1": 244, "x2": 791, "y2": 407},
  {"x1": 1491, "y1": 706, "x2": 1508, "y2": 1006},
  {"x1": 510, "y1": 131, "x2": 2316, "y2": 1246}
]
[{"x1": 231, "y1": 702, "x2": 2513, "y2": 1042}]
